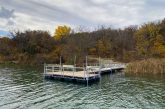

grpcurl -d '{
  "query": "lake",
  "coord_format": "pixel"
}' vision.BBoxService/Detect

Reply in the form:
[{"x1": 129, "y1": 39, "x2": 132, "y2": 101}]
[{"x1": 0, "y1": 65, "x2": 165, "y2": 109}]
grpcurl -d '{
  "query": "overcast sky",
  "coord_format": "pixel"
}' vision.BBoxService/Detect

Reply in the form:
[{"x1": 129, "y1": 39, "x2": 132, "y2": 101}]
[{"x1": 0, "y1": 0, "x2": 165, "y2": 35}]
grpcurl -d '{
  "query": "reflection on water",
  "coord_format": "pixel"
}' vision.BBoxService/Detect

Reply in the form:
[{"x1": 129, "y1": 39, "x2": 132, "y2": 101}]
[{"x1": 0, "y1": 65, "x2": 165, "y2": 109}]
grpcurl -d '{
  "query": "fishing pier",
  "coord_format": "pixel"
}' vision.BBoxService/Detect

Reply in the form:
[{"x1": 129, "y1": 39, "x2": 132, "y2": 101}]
[{"x1": 44, "y1": 57, "x2": 126, "y2": 84}]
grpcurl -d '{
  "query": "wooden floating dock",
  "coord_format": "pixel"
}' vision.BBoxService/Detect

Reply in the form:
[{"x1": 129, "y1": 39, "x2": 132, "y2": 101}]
[{"x1": 44, "y1": 63, "x2": 126, "y2": 84}]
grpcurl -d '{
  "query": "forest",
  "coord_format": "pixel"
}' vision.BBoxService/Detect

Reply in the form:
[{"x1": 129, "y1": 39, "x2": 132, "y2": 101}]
[{"x1": 1, "y1": 19, "x2": 165, "y2": 66}]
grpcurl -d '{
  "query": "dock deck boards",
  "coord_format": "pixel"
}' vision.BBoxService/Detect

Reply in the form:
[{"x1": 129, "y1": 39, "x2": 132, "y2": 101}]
[{"x1": 45, "y1": 71, "x2": 98, "y2": 78}]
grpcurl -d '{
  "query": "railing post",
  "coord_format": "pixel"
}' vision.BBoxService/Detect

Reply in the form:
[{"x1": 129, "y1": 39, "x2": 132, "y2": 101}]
[
  {"x1": 62, "y1": 66, "x2": 64, "y2": 77},
  {"x1": 73, "y1": 66, "x2": 75, "y2": 78},
  {"x1": 99, "y1": 57, "x2": 101, "y2": 77},
  {"x1": 74, "y1": 56, "x2": 76, "y2": 72},
  {"x1": 99, "y1": 63, "x2": 101, "y2": 78},
  {"x1": 60, "y1": 56, "x2": 64, "y2": 77},
  {"x1": 83, "y1": 66, "x2": 86, "y2": 80},
  {"x1": 60, "y1": 56, "x2": 62, "y2": 76}
]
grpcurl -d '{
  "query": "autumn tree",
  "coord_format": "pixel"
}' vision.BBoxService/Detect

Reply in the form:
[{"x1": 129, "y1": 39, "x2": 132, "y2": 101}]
[
  {"x1": 0, "y1": 37, "x2": 16, "y2": 56},
  {"x1": 54, "y1": 25, "x2": 71, "y2": 40},
  {"x1": 95, "y1": 39, "x2": 111, "y2": 57},
  {"x1": 135, "y1": 23, "x2": 165, "y2": 58},
  {"x1": 12, "y1": 30, "x2": 56, "y2": 55}
]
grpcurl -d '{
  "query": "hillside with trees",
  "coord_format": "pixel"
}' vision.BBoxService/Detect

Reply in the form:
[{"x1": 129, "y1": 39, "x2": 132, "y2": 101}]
[{"x1": 1, "y1": 19, "x2": 165, "y2": 65}]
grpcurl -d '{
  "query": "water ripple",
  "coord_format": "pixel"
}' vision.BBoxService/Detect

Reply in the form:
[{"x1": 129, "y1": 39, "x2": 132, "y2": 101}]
[{"x1": 0, "y1": 66, "x2": 164, "y2": 109}]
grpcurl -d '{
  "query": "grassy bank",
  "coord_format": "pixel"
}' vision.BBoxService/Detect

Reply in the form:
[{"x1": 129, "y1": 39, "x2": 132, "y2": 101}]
[{"x1": 126, "y1": 58, "x2": 165, "y2": 75}]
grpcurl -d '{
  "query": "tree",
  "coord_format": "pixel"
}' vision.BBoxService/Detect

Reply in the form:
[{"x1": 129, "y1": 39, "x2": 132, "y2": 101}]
[
  {"x1": 152, "y1": 34, "x2": 165, "y2": 57},
  {"x1": 0, "y1": 37, "x2": 16, "y2": 56},
  {"x1": 54, "y1": 25, "x2": 71, "y2": 40},
  {"x1": 135, "y1": 23, "x2": 165, "y2": 58},
  {"x1": 96, "y1": 39, "x2": 111, "y2": 57},
  {"x1": 12, "y1": 30, "x2": 56, "y2": 55}
]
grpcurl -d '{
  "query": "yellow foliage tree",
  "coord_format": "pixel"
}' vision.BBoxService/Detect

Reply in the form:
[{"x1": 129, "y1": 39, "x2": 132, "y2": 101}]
[
  {"x1": 96, "y1": 39, "x2": 111, "y2": 57},
  {"x1": 54, "y1": 25, "x2": 71, "y2": 40},
  {"x1": 153, "y1": 34, "x2": 165, "y2": 57},
  {"x1": 135, "y1": 23, "x2": 165, "y2": 57}
]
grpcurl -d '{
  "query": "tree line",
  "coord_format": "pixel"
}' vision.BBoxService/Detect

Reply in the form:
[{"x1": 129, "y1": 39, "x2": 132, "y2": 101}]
[{"x1": 1, "y1": 19, "x2": 165, "y2": 65}]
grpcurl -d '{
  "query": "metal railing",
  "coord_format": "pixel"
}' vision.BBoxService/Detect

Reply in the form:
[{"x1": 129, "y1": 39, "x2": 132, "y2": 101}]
[
  {"x1": 44, "y1": 63, "x2": 126, "y2": 80},
  {"x1": 44, "y1": 64, "x2": 93, "y2": 79}
]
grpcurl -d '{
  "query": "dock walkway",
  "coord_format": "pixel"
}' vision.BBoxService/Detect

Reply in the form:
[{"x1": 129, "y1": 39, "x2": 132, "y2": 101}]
[{"x1": 44, "y1": 63, "x2": 126, "y2": 84}]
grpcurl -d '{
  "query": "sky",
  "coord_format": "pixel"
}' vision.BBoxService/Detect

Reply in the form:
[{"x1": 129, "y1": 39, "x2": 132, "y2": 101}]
[{"x1": 0, "y1": 0, "x2": 165, "y2": 36}]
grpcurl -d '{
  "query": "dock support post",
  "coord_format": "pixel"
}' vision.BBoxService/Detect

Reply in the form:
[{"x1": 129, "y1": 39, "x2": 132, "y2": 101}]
[
  {"x1": 99, "y1": 57, "x2": 101, "y2": 78},
  {"x1": 85, "y1": 56, "x2": 88, "y2": 85},
  {"x1": 87, "y1": 77, "x2": 88, "y2": 86},
  {"x1": 84, "y1": 59, "x2": 89, "y2": 86},
  {"x1": 98, "y1": 57, "x2": 102, "y2": 88},
  {"x1": 44, "y1": 63, "x2": 46, "y2": 76},
  {"x1": 73, "y1": 56, "x2": 76, "y2": 78},
  {"x1": 86, "y1": 56, "x2": 88, "y2": 70},
  {"x1": 74, "y1": 56, "x2": 76, "y2": 72}
]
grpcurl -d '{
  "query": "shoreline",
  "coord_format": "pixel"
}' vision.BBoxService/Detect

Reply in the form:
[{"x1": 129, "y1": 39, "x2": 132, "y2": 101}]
[
  {"x1": 1, "y1": 58, "x2": 165, "y2": 76},
  {"x1": 125, "y1": 58, "x2": 165, "y2": 75}
]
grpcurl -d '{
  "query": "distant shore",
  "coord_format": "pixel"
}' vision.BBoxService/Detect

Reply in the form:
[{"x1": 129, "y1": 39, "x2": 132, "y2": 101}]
[{"x1": 1, "y1": 58, "x2": 165, "y2": 75}]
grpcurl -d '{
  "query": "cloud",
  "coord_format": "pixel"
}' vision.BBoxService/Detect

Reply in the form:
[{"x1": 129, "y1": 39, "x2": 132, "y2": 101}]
[
  {"x1": 0, "y1": 0, "x2": 165, "y2": 34},
  {"x1": 0, "y1": 6, "x2": 15, "y2": 19},
  {"x1": 7, "y1": 19, "x2": 15, "y2": 26}
]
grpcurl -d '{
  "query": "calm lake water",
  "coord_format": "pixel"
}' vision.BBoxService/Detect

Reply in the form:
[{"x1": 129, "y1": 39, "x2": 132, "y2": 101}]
[{"x1": 0, "y1": 65, "x2": 165, "y2": 109}]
